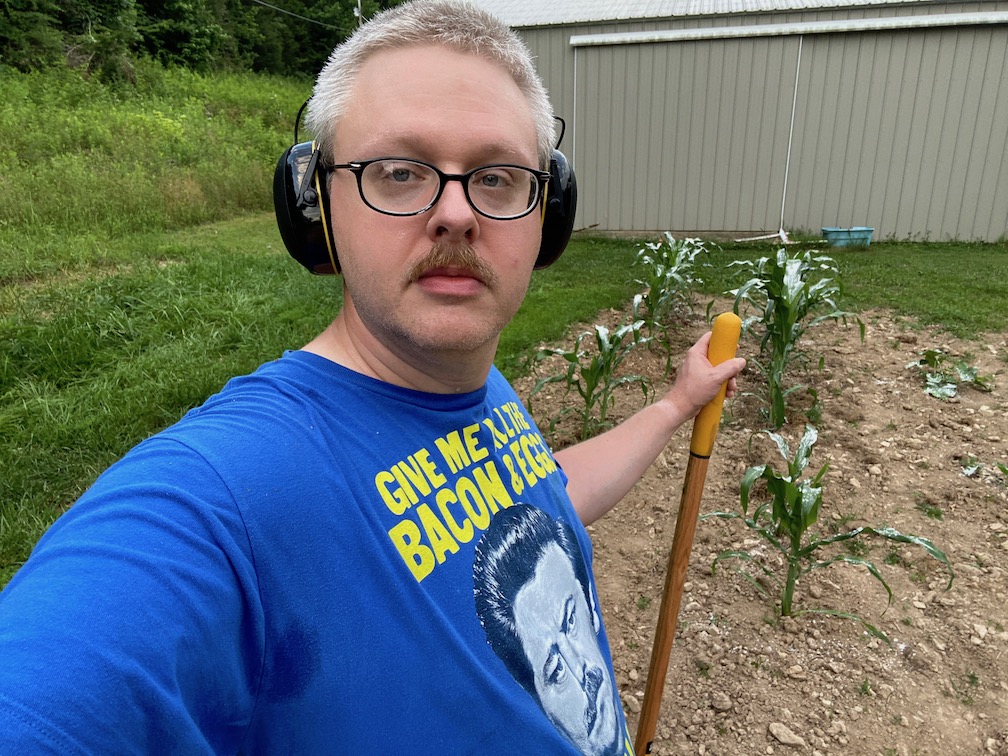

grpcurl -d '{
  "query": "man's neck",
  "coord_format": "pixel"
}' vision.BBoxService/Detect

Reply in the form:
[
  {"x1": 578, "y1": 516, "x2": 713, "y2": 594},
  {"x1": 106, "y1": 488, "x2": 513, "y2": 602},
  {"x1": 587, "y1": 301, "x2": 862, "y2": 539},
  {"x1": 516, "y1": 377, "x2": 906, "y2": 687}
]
[{"x1": 302, "y1": 312, "x2": 496, "y2": 394}]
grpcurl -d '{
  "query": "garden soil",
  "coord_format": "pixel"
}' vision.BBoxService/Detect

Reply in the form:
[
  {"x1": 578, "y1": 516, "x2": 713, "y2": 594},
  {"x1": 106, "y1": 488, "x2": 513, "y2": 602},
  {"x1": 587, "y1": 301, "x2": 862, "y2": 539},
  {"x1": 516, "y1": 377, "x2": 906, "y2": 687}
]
[{"x1": 515, "y1": 304, "x2": 1008, "y2": 756}]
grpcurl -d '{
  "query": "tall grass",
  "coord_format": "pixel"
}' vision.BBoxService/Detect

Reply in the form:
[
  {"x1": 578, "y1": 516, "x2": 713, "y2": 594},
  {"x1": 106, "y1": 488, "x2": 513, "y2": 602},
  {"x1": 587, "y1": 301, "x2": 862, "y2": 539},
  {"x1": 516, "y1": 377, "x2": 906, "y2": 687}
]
[{"x1": 0, "y1": 62, "x2": 310, "y2": 282}]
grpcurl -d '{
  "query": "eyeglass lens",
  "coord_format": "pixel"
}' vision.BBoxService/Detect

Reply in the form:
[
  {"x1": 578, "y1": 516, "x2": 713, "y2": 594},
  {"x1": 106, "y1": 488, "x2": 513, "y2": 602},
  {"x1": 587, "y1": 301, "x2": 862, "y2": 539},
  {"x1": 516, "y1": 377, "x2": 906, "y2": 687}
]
[{"x1": 358, "y1": 160, "x2": 539, "y2": 218}]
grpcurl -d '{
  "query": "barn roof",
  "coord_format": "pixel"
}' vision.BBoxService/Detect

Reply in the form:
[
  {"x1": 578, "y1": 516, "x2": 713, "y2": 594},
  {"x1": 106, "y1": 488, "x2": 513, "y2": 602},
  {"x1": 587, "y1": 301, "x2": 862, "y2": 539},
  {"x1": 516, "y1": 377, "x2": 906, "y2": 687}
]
[{"x1": 469, "y1": 0, "x2": 935, "y2": 27}]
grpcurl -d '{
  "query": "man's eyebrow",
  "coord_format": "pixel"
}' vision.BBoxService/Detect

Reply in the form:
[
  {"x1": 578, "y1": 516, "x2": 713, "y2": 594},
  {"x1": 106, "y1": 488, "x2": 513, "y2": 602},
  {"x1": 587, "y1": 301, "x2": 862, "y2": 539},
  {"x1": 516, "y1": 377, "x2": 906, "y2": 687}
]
[{"x1": 356, "y1": 134, "x2": 533, "y2": 164}]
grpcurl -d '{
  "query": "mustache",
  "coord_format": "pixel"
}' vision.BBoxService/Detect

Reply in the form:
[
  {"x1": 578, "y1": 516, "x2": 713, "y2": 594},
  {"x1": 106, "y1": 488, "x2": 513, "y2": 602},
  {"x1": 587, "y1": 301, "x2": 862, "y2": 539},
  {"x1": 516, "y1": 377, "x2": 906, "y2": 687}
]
[
  {"x1": 406, "y1": 242, "x2": 498, "y2": 287},
  {"x1": 582, "y1": 665, "x2": 604, "y2": 735}
]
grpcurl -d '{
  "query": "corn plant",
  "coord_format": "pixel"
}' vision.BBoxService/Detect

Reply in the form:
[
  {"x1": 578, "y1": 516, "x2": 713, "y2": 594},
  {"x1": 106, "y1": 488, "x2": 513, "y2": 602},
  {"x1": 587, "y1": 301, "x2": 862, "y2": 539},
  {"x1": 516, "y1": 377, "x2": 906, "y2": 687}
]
[
  {"x1": 730, "y1": 248, "x2": 863, "y2": 429},
  {"x1": 906, "y1": 348, "x2": 993, "y2": 399},
  {"x1": 631, "y1": 234, "x2": 711, "y2": 375},
  {"x1": 531, "y1": 321, "x2": 649, "y2": 441},
  {"x1": 702, "y1": 425, "x2": 953, "y2": 643}
]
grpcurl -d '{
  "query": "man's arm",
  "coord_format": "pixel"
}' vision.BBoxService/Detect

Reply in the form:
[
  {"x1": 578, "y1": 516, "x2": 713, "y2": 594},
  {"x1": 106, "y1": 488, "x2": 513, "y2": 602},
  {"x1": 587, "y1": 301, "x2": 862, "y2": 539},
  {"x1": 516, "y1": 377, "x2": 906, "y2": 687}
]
[
  {"x1": 0, "y1": 440, "x2": 262, "y2": 753},
  {"x1": 554, "y1": 331, "x2": 745, "y2": 526}
]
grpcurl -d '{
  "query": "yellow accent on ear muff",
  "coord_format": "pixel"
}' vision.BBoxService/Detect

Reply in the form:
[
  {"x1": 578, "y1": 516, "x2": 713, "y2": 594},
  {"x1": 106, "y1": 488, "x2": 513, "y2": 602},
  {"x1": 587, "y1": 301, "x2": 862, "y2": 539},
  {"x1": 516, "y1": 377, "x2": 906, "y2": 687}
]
[
  {"x1": 311, "y1": 140, "x2": 340, "y2": 275},
  {"x1": 540, "y1": 180, "x2": 549, "y2": 227}
]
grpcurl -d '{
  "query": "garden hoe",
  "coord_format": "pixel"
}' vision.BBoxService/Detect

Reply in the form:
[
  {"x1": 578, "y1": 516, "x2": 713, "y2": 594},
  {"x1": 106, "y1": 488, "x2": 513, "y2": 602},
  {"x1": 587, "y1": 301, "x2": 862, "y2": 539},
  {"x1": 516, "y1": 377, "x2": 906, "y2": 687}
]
[{"x1": 634, "y1": 311, "x2": 742, "y2": 755}]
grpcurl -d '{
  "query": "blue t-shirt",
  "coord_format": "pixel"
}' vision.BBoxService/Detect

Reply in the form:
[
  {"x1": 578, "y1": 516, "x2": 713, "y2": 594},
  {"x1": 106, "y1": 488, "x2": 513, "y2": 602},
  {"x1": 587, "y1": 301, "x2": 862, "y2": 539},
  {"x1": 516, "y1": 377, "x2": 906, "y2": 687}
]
[{"x1": 0, "y1": 352, "x2": 634, "y2": 754}]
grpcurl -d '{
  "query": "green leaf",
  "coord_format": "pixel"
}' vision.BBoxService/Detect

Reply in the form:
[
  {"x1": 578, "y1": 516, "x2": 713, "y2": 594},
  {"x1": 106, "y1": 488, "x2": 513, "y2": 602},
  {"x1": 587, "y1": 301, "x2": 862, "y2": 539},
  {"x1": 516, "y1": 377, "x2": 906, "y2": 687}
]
[
  {"x1": 794, "y1": 424, "x2": 819, "y2": 474},
  {"x1": 765, "y1": 430, "x2": 791, "y2": 462},
  {"x1": 925, "y1": 373, "x2": 957, "y2": 399},
  {"x1": 798, "y1": 484, "x2": 822, "y2": 531},
  {"x1": 809, "y1": 526, "x2": 954, "y2": 589},
  {"x1": 739, "y1": 464, "x2": 767, "y2": 515},
  {"x1": 797, "y1": 608, "x2": 892, "y2": 646}
]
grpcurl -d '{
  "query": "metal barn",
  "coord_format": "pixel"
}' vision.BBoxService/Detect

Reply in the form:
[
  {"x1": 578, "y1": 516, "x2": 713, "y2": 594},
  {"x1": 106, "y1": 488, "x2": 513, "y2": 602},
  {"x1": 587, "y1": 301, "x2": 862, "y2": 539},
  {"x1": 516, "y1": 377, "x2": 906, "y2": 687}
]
[{"x1": 471, "y1": 0, "x2": 1008, "y2": 241}]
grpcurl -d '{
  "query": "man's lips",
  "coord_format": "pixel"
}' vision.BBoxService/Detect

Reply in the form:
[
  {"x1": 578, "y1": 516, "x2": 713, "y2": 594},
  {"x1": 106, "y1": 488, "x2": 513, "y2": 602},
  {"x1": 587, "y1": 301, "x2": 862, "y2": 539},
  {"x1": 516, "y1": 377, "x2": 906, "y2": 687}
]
[
  {"x1": 419, "y1": 266, "x2": 485, "y2": 283},
  {"x1": 405, "y1": 242, "x2": 499, "y2": 288},
  {"x1": 414, "y1": 266, "x2": 488, "y2": 294}
]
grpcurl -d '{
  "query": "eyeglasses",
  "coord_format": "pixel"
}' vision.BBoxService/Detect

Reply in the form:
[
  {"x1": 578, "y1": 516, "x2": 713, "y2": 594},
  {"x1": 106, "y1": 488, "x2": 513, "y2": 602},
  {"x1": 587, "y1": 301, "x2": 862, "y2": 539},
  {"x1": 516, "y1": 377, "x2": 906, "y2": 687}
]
[{"x1": 329, "y1": 157, "x2": 551, "y2": 220}]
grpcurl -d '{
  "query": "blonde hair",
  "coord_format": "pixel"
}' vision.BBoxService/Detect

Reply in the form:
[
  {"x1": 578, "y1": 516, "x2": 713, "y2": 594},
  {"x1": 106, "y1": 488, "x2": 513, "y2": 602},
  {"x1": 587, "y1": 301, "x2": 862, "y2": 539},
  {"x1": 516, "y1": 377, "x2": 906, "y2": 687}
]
[{"x1": 304, "y1": 0, "x2": 556, "y2": 169}]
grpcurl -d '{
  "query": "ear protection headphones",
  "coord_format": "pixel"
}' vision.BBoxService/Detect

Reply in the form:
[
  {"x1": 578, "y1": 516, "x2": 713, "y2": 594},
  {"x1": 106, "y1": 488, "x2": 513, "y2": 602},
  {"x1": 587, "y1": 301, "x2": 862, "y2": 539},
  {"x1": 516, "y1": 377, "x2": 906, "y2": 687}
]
[{"x1": 273, "y1": 104, "x2": 577, "y2": 275}]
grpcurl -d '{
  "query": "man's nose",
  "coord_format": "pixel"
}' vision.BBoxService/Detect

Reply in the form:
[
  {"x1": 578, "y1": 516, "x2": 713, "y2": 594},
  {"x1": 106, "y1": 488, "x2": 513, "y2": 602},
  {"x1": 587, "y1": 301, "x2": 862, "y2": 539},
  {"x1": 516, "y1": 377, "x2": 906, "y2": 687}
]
[{"x1": 426, "y1": 178, "x2": 478, "y2": 242}]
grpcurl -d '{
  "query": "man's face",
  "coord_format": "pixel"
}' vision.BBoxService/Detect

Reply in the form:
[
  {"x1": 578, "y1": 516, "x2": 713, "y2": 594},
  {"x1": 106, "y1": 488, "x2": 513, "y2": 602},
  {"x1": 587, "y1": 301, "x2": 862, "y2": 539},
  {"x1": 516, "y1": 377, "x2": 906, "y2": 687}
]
[
  {"x1": 513, "y1": 543, "x2": 621, "y2": 756},
  {"x1": 327, "y1": 44, "x2": 543, "y2": 363}
]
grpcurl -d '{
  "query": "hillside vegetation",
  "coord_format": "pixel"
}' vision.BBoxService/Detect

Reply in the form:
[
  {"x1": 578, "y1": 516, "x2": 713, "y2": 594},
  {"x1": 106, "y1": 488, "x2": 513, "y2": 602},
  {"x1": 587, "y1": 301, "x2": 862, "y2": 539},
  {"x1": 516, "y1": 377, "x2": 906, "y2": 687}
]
[{"x1": 0, "y1": 63, "x2": 311, "y2": 282}]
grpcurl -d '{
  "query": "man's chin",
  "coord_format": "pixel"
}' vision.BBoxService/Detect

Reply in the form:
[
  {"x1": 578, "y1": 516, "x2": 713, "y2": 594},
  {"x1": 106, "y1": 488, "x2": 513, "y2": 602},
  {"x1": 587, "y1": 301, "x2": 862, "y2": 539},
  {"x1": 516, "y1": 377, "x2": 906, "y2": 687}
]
[
  {"x1": 587, "y1": 691, "x2": 622, "y2": 756},
  {"x1": 394, "y1": 310, "x2": 505, "y2": 354}
]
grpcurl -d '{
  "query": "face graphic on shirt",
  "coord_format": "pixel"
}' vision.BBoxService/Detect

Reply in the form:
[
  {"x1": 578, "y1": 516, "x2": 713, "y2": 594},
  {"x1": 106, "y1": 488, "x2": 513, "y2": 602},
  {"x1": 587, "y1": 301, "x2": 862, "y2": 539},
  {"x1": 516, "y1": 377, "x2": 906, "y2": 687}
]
[
  {"x1": 473, "y1": 504, "x2": 623, "y2": 756},
  {"x1": 512, "y1": 542, "x2": 621, "y2": 756}
]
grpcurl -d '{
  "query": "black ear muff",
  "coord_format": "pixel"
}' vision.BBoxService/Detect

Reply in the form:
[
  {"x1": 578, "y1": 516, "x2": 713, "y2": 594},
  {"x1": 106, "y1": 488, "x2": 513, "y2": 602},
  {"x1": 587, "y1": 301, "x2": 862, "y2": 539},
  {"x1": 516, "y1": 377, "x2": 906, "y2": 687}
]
[
  {"x1": 536, "y1": 148, "x2": 577, "y2": 269},
  {"x1": 273, "y1": 141, "x2": 340, "y2": 275}
]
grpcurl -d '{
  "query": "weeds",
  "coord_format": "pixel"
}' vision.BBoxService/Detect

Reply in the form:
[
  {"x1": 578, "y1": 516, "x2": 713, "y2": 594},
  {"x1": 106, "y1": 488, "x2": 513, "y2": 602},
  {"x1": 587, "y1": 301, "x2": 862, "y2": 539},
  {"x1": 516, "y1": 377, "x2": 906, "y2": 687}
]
[
  {"x1": 961, "y1": 456, "x2": 982, "y2": 477},
  {"x1": 907, "y1": 348, "x2": 993, "y2": 399},
  {"x1": 915, "y1": 498, "x2": 944, "y2": 520}
]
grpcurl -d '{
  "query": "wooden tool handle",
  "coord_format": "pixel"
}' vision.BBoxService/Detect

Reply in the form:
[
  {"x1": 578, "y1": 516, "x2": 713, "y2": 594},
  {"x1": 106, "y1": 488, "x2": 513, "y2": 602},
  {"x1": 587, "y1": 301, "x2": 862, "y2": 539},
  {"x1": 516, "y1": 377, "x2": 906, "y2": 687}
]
[{"x1": 634, "y1": 312, "x2": 742, "y2": 755}]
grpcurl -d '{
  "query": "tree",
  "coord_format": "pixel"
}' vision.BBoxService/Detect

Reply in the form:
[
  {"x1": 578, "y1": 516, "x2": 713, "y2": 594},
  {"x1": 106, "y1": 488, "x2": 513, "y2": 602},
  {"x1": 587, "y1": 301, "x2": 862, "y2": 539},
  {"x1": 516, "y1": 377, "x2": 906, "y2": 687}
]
[
  {"x1": 0, "y1": 0, "x2": 407, "y2": 75},
  {"x1": 56, "y1": 0, "x2": 140, "y2": 82},
  {"x1": 136, "y1": 0, "x2": 223, "y2": 72},
  {"x1": 0, "y1": 0, "x2": 64, "y2": 70},
  {"x1": 211, "y1": 0, "x2": 263, "y2": 72}
]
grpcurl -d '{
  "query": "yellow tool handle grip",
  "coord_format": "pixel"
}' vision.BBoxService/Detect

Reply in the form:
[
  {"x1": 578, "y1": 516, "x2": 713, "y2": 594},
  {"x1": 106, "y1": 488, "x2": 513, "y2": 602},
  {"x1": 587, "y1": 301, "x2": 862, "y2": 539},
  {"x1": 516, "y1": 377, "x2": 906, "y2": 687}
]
[{"x1": 689, "y1": 312, "x2": 742, "y2": 458}]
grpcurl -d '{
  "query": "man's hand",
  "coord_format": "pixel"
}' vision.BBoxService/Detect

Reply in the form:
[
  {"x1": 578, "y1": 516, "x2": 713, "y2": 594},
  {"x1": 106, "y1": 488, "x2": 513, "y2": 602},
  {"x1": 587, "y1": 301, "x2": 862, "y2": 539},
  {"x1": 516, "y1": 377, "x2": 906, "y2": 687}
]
[
  {"x1": 662, "y1": 330, "x2": 746, "y2": 419},
  {"x1": 558, "y1": 328, "x2": 745, "y2": 526}
]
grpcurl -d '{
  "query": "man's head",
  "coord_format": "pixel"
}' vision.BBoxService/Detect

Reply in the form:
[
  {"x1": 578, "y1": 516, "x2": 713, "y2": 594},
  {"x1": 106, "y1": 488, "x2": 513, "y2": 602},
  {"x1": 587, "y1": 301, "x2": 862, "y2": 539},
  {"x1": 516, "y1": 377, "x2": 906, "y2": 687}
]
[
  {"x1": 305, "y1": 0, "x2": 557, "y2": 170},
  {"x1": 473, "y1": 505, "x2": 622, "y2": 756},
  {"x1": 292, "y1": 0, "x2": 565, "y2": 386}
]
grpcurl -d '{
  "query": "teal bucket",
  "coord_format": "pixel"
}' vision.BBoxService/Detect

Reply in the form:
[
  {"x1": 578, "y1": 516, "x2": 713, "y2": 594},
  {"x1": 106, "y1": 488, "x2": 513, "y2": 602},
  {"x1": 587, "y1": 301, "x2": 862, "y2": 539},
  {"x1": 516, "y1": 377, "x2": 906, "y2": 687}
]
[{"x1": 822, "y1": 226, "x2": 874, "y2": 247}]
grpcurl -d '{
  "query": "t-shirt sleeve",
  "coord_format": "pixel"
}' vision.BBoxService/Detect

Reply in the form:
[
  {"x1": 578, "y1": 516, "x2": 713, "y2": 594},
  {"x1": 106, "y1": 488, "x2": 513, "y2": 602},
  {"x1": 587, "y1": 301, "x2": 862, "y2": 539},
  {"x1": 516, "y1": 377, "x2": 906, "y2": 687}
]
[{"x1": 0, "y1": 437, "x2": 264, "y2": 754}]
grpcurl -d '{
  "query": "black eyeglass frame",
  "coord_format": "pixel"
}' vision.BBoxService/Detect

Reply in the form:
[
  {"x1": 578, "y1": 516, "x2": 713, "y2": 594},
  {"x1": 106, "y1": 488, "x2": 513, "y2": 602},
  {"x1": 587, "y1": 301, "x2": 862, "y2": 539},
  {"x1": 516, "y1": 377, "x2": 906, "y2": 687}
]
[{"x1": 328, "y1": 157, "x2": 552, "y2": 220}]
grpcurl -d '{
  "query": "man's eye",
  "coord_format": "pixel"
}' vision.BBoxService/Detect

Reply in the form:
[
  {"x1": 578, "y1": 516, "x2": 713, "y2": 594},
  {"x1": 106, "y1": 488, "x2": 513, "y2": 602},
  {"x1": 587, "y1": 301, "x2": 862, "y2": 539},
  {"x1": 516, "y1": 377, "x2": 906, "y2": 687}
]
[
  {"x1": 475, "y1": 169, "x2": 514, "y2": 189},
  {"x1": 546, "y1": 652, "x2": 567, "y2": 686},
  {"x1": 388, "y1": 166, "x2": 416, "y2": 182}
]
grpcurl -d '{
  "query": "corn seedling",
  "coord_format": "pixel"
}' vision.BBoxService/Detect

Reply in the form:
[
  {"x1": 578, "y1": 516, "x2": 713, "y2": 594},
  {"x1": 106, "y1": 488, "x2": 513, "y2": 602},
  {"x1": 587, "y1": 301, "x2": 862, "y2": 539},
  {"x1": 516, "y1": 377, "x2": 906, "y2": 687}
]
[
  {"x1": 631, "y1": 234, "x2": 711, "y2": 375},
  {"x1": 531, "y1": 321, "x2": 649, "y2": 441},
  {"x1": 730, "y1": 248, "x2": 863, "y2": 429},
  {"x1": 961, "y1": 456, "x2": 982, "y2": 478},
  {"x1": 906, "y1": 348, "x2": 993, "y2": 399},
  {"x1": 702, "y1": 425, "x2": 953, "y2": 643}
]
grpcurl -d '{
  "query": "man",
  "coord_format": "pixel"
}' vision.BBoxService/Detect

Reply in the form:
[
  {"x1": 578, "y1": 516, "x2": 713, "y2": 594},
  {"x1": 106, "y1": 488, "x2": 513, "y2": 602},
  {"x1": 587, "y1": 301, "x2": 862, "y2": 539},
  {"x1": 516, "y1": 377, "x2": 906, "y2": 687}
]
[
  {"x1": 0, "y1": 1, "x2": 744, "y2": 753},
  {"x1": 474, "y1": 504, "x2": 625, "y2": 756}
]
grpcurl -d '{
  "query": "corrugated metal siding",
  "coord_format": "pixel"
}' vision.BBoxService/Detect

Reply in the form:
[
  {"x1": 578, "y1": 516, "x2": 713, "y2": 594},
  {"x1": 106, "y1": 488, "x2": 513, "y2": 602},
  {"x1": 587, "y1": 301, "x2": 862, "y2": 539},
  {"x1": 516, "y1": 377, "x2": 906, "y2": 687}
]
[
  {"x1": 573, "y1": 35, "x2": 800, "y2": 233},
  {"x1": 787, "y1": 24, "x2": 1008, "y2": 240},
  {"x1": 471, "y1": 0, "x2": 933, "y2": 27},
  {"x1": 512, "y1": 2, "x2": 1008, "y2": 240}
]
